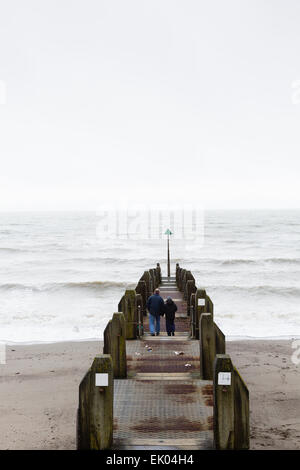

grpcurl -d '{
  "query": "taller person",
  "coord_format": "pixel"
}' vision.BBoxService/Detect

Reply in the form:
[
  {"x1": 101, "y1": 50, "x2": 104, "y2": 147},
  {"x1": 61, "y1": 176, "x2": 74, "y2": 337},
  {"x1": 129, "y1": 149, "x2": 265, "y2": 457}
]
[{"x1": 146, "y1": 288, "x2": 165, "y2": 336}]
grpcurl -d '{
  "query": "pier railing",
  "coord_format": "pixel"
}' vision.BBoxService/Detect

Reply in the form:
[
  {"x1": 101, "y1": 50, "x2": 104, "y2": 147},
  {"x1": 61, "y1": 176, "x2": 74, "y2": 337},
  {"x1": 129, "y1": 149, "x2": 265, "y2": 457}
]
[
  {"x1": 77, "y1": 261, "x2": 249, "y2": 450},
  {"x1": 176, "y1": 263, "x2": 249, "y2": 450}
]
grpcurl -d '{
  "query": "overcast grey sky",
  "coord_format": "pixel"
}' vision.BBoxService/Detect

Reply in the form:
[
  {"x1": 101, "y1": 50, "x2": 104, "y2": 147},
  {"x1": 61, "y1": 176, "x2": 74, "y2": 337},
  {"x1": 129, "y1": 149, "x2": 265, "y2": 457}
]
[{"x1": 0, "y1": 0, "x2": 300, "y2": 210}]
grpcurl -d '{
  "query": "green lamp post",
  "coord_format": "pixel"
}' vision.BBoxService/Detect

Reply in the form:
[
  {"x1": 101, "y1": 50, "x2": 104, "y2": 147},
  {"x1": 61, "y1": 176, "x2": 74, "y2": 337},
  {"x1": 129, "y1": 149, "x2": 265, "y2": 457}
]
[{"x1": 164, "y1": 228, "x2": 173, "y2": 277}]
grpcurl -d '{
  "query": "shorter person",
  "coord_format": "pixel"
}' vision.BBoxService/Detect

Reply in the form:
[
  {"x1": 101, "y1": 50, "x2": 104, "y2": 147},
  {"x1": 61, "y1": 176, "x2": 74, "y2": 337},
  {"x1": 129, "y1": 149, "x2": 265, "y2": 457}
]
[{"x1": 164, "y1": 296, "x2": 177, "y2": 336}]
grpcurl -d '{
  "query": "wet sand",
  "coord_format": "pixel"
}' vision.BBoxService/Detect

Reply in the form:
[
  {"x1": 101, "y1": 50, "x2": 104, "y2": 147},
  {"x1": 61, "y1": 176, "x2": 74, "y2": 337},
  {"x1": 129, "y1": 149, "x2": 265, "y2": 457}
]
[{"x1": 0, "y1": 339, "x2": 299, "y2": 449}]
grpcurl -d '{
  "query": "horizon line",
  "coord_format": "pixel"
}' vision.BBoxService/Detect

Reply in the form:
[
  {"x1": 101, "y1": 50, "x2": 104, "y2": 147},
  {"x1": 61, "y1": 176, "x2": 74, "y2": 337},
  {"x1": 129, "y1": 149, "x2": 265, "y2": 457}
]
[{"x1": 0, "y1": 208, "x2": 299, "y2": 213}]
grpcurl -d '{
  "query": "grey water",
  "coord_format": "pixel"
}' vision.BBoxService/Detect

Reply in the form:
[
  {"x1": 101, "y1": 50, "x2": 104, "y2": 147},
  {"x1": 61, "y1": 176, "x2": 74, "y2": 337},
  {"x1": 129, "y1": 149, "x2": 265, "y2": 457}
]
[{"x1": 0, "y1": 210, "x2": 299, "y2": 343}]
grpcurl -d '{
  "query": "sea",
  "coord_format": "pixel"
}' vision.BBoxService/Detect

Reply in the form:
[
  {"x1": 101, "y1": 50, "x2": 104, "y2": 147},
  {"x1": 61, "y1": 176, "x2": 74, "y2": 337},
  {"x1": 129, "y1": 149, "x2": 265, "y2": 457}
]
[{"x1": 0, "y1": 210, "x2": 299, "y2": 344}]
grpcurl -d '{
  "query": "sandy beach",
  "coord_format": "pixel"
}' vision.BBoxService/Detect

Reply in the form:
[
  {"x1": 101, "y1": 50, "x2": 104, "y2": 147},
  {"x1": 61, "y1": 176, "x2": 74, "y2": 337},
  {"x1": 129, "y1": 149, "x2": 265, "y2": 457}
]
[
  {"x1": 227, "y1": 340, "x2": 300, "y2": 450},
  {"x1": 0, "y1": 339, "x2": 299, "y2": 450}
]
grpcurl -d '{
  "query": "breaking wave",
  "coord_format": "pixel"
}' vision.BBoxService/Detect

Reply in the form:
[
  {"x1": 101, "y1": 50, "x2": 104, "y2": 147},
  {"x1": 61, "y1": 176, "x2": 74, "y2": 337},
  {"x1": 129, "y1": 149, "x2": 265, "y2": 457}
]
[
  {"x1": 0, "y1": 280, "x2": 133, "y2": 293},
  {"x1": 207, "y1": 285, "x2": 300, "y2": 298}
]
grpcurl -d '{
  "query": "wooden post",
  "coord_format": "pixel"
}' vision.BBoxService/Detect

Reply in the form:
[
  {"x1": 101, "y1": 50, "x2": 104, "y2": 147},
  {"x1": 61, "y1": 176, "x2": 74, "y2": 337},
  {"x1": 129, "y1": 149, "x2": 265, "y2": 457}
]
[
  {"x1": 206, "y1": 294, "x2": 214, "y2": 318},
  {"x1": 149, "y1": 269, "x2": 155, "y2": 290},
  {"x1": 176, "y1": 263, "x2": 180, "y2": 286},
  {"x1": 177, "y1": 267, "x2": 182, "y2": 290},
  {"x1": 233, "y1": 367, "x2": 250, "y2": 449},
  {"x1": 135, "y1": 293, "x2": 144, "y2": 337},
  {"x1": 180, "y1": 269, "x2": 186, "y2": 292},
  {"x1": 186, "y1": 279, "x2": 196, "y2": 315},
  {"x1": 119, "y1": 290, "x2": 137, "y2": 339},
  {"x1": 103, "y1": 314, "x2": 127, "y2": 378},
  {"x1": 214, "y1": 323, "x2": 226, "y2": 354},
  {"x1": 152, "y1": 268, "x2": 158, "y2": 288},
  {"x1": 213, "y1": 354, "x2": 234, "y2": 450},
  {"x1": 141, "y1": 271, "x2": 151, "y2": 299},
  {"x1": 125, "y1": 290, "x2": 137, "y2": 339},
  {"x1": 77, "y1": 354, "x2": 113, "y2": 450},
  {"x1": 103, "y1": 320, "x2": 112, "y2": 359},
  {"x1": 182, "y1": 270, "x2": 187, "y2": 296},
  {"x1": 154, "y1": 268, "x2": 159, "y2": 288},
  {"x1": 200, "y1": 313, "x2": 216, "y2": 380},
  {"x1": 135, "y1": 280, "x2": 147, "y2": 316},
  {"x1": 148, "y1": 269, "x2": 154, "y2": 293},
  {"x1": 118, "y1": 295, "x2": 124, "y2": 314},
  {"x1": 183, "y1": 271, "x2": 193, "y2": 300},
  {"x1": 190, "y1": 293, "x2": 196, "y2": 338},
  {"x1": 156, "y1": 263, "x2": 161, "y2": 283},
  {"x1": 194, "y1": 288, "x2": 206, "y2": 339}
]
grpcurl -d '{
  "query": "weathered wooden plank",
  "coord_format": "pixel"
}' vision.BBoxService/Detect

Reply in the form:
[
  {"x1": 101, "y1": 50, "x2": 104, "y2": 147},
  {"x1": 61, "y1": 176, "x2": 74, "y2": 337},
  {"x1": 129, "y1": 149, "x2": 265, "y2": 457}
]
[
  {"x1": 200, "y1": 313, "x2": 216, "y2": 380},
  {"x1": 77, "y1": 355, "x2": 113, "y2": 450},
  {"x1": 213, "y1": 354, "x2": 234, "y2": 450},
  {"x1": 233, "y1": 367, "x2": 250, "y2": 449},
  {"x1": 103, "y1": 313, "x2": 127, "y2": 378}
]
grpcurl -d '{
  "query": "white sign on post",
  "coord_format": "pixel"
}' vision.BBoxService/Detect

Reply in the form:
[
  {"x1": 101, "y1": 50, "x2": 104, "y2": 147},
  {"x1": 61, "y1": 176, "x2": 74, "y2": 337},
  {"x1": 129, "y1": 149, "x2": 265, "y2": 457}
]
[
  {"x1": 218, "y1": 372, "x2": 231, "y2": 386},
  {"x1": 95, "y1": 373, "x2": 109, "y2": 387},
  {"x1": 198, "y1": 298, "x2": 205, "y2": 306}
]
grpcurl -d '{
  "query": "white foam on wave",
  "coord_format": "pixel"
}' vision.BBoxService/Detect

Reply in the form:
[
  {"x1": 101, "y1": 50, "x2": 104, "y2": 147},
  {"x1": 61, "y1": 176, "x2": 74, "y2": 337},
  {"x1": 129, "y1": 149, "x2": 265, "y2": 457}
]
[{"x1": 0, "y1": 210, "x2": 300, "y2": 343}]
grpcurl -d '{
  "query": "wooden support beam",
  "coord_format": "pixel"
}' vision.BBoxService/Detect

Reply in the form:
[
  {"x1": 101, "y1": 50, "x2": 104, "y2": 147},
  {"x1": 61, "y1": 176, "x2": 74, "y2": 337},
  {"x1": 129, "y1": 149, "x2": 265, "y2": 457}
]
[
  {"x1": 135, "y1": 280, "x2": 147, "y2": 316},
  {"x1": 118, "y1": 290, "x2": 137, "y2": 339},
  {"x1": 233, "y1": 367, "x2": 250, "y2": 449},
  {"x1": 213, "y1": 354, "x2": 234, "y2": 450},
  {"x1": 214, "y1": 322, "x2": 225, "y2": 354},
  {"x1": 156, "y1": 263, "x2": 162, "y2": 283},
  {"x1": 200, "y1": 313, "x2": 216, "y2": 380},
  {"x1": 141, "y1": 271, "x2": 151, "y2": 299},
  {"x1": 135, "y1": 293, "x2": 144, "y2": 337},
  {"x1": 190, "y1": 293, "x2": 196, "y2": 338},
  {"x1": 103, "y1": 313, "x2": 127, "y2": 378},
  {"x1": 77, "y1": 354, "x2": 113, "y2": 450},
  {"x1": 186, "y1": 279, "x2": 196, "y2": 316},
  {"x1": 194, "y1": 288, "x2": 206, "y2": 339},
  {"x1": 175, "y1": 263, "x2": 180, "y2": 286}
]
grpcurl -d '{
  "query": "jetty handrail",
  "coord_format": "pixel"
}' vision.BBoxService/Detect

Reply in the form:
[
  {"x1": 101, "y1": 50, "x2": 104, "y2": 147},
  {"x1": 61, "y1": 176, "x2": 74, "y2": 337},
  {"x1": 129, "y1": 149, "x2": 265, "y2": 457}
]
[{"x1": 176, "y1": 263, "x2": 250, "y2": 450}]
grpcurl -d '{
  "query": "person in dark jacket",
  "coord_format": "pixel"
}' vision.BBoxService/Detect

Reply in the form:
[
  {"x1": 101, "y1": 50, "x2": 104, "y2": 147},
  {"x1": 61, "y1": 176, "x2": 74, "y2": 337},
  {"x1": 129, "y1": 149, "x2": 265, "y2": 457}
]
[
  {"x1": 163, "y1": 296, "x2": 177, "y2": 336},
  {"x1": 146, "y1": 288, "x2": 165, "y2": 336}
]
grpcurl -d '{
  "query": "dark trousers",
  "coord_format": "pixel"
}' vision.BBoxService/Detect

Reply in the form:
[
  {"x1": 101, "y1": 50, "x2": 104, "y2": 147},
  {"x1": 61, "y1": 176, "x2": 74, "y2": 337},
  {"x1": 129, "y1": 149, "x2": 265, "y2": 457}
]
[{"x1": 166, "y1": 319, "x2": 175, "y2": 335}]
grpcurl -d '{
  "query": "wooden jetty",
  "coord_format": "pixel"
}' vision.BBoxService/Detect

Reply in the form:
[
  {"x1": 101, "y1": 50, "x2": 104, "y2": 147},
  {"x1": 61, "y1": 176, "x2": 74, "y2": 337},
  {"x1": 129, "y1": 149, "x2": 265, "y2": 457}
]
[{"x1": 77, "y1": 263, "x2": 249, "y2": 450}]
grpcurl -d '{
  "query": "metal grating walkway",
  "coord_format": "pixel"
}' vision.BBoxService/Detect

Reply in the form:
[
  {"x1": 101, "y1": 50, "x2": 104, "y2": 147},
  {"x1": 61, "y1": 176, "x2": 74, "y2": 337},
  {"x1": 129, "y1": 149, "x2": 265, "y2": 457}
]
[{"x1": 126, "y1": 337, "x2": 200, "y2": 374}]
